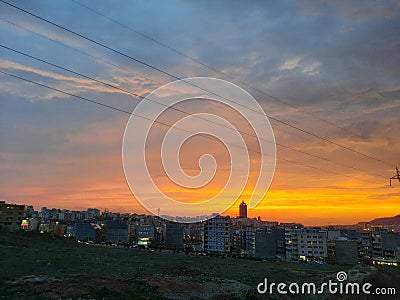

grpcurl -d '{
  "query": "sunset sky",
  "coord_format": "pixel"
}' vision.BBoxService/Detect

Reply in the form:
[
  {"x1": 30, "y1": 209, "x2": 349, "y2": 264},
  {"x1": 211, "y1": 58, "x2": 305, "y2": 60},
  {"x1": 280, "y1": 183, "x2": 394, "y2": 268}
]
[{"x1": 1, "y1": 1, "x2": 399, "y2": 225}]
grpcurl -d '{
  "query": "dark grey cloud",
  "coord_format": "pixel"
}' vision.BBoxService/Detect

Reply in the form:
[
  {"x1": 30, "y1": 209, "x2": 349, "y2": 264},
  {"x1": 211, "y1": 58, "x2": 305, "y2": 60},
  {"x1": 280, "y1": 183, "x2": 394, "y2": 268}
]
[
  {"x1": 344, "y1": 119, "x2": 380, "y2": 142},
  {"x1": 380, "y1": 89, "x2": 400, "y2": 99}
]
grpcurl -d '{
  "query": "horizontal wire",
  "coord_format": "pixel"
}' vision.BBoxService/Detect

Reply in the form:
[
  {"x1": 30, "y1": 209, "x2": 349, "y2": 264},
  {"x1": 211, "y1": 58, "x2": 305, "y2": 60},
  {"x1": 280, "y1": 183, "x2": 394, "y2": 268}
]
[
  {"x1": 0, "y1": 69, "x2": 383, "y2": 186},
  {"x1": 0, "y1": 0, "x2": 394, "y2": 169},
  {"x1": 71, "y1": 0, "x2": 392, "y2": 163},
  {"x1": 0, "y1": 43, "x2": 385, "y2": 180}
]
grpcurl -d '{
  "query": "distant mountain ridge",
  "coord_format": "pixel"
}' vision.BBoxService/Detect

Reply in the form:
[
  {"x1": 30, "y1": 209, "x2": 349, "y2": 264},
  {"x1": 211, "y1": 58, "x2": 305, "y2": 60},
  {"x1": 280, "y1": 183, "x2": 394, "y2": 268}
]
[{"x1": 369, "y1": 214, "x2": 400, "y2": 225}]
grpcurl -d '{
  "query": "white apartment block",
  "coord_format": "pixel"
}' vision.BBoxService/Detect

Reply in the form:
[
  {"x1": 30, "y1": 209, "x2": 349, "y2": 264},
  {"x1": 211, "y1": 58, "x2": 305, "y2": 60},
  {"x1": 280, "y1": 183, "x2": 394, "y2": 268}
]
[
  {"x1": 204, "y1": 215, "x2": 231, "y2": 253},
  {"x1": 285, "y1": 227, "x2": 328, "y2": 261}
]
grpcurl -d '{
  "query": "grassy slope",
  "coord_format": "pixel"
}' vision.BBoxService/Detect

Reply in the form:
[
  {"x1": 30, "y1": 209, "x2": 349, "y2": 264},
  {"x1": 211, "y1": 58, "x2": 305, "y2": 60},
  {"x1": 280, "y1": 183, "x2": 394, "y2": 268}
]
[{"x1": 1, "y1": 230, "x2": 399, "y2": 300}]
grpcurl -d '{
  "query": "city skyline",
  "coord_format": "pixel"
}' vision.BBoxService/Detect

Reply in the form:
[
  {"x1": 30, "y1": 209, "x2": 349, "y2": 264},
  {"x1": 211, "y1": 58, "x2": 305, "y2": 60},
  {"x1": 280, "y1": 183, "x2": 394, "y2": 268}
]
[
  {"x1": 4, "y1": 199, "x2": 400, "y2": 227},
  {"x1": 1, "y1": 1, "x2": 400, "y2": 226},
  {"x1": 2, "y1": 197, "x2": 399, "y2": 299}
]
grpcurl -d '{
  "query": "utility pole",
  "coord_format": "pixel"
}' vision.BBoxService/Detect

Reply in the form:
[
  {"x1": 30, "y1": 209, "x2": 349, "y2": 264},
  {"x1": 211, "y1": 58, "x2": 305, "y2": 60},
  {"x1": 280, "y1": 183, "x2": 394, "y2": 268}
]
[{"x1": 390, "y1": 167, "x2": 400, "y2": 187}]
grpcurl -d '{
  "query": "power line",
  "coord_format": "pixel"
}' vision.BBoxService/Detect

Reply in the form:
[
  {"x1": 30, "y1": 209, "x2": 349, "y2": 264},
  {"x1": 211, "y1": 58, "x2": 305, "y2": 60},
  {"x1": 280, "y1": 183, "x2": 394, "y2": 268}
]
[
  {"x1": 0, "y1": 16, "x2": 163, "y2": 92},
  {"x1": 2, "y1": 22, "x2": 391, "y2": 181},
  {"x1": 1, "y1": 70, "x2": 132, "y2": 115},
  {"x1": 1, "y1": 17, "x2": 385, "y2": 180},
  {"x1": 0, "y1": 43, "x2": 385, "y2": 179},
  {"x1": 3, "y1": 11, "x2": 374, "y2": 144},
  {"x1": 0, "y1": 69, "x2": 383, "y2": 186},
  {"x1": 0, "y1": 0, "x2": 394, "y2": 168},
  {"x1": 71, "y1": 0, "x2": 380, "y2": 151},
  {"x1": 0, "y1": 69, "x2": 261, "y2": 156},
  {"x1": 0, "y1": 44, "x2": 144, "y2": 99}
]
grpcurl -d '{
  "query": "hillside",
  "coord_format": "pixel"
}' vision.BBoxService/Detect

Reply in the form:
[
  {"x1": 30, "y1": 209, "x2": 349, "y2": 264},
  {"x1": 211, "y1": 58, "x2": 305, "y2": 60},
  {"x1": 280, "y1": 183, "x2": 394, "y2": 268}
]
[
  {"x1": 370, "y1": 214, "x2": 400, "y2": 225},
  {"x1": 1, "y1": 230, "x2": 399, "y2": 299}
]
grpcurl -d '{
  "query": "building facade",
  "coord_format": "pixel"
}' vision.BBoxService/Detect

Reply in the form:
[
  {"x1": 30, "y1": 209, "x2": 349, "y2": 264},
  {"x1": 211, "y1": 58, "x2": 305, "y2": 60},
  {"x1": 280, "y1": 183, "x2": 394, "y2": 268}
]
[
  {"x1": 165, "y1": 222, "x2": 184, "y2": 250},
  {"x1": 239, "y1": 201, "x2": 247, "y2": 218},
  {"x1": 231, "y1": 227, "x2": 255, "y2": 256},
  {"x1": 106, "y1": 221, "x2": 129, "y2": 243},
  {"x1": 204, "y1": 215, "x2": 231, "y2": 253},
  {"x1": 285, "y1": 227, "x2": 328, "y2": 261},
  {"x1": 0, "y1": 201, "x2": 26, "y2": 230},
  {"x1": 76, "y1": 222, "x2": 101, "y2": 241},
  {"x1": 255, "y1": 227, "x2": 285, "y2": 259}
]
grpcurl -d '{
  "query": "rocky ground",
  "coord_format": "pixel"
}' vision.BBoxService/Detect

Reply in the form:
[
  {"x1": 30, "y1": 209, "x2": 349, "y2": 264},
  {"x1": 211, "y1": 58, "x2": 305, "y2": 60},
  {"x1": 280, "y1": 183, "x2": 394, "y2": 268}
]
[{"x1": 1, "y1": 231, "x2": 399, "y2": 299}]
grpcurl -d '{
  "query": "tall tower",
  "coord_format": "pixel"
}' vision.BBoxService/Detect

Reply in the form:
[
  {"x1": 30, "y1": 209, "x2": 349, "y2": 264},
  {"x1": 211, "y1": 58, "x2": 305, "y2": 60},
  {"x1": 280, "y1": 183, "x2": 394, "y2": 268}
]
[{"x1": 239, "y1": 201, "x2": 247, "y2": 218}]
